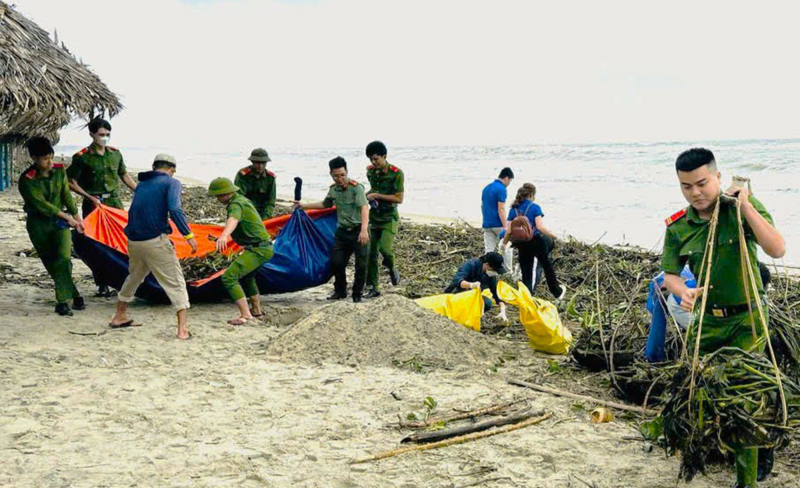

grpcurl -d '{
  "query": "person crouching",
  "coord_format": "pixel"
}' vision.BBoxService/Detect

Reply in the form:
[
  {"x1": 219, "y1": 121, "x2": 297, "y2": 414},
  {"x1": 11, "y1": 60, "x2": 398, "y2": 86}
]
[{"x1": 208, "y1": 177, "x2": 273, "y2": 324}]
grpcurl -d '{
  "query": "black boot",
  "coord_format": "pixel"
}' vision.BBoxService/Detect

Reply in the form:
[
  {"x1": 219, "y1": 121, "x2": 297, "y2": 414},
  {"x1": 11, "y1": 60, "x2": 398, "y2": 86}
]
[
  {"x1": 352, "y1": 294, "x2": 363, "y2": 303},
  {"x1": 95, "y1": 284, "x2": 110, "y2": 297},
  {"x1": 55, "y1": 303, "x2": 73, "y2": 316},
  {"x1": 72, "y1": 296, "x2": 85, "y2": 311},
  {"x1": 389, "y1": 269, "x2": 401, "y2": 286},
  {"x1": 364, "y1": 288, "x2": 381, "y2": 299},
  {"x1": 327, "y1": 291, "x2": 347, "y2": 301}
]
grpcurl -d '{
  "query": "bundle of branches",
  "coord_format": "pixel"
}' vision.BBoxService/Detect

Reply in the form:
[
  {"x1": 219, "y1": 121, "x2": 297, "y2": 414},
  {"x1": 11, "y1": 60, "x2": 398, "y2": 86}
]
[
  {"x1": 554, "y1": 238, "x2": 660, "y2": 314},
  {"x1": 571, "y1": 324, "x2": 646, "y2": 371},
  {"x1": 181, "y1": 252, "x2": 238, "y2": 283},
  {"x1": 660, "y1": 347, "x2": 800, "y2": 481},
  {"x1": 613, "y1": 360, "x2": 681, "y2": 407},
  {"x1": 564, "y1": 242, "x2": 661, "y2": 371},
  {"x1": 179, "y1": 186, "x2": 293, "y2": 224},
  {"x1": 393, "y1": 219, "x2": 486, "y2": 299},
  {"x1": 766, "y1": 274, "x2": 800, "y2": 375}
]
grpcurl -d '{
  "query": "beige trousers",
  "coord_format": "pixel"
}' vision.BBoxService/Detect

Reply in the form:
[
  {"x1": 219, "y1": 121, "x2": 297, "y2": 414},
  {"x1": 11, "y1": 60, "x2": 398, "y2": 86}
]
[{"x1": 118, "y1": 234, "x2": 190, "y2": 310}]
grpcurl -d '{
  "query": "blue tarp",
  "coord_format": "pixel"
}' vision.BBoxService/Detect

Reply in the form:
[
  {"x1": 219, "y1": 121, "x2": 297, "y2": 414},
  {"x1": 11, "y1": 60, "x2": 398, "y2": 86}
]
[{"x1": 73, "y1": 209, "x2": 338, "y2": 303}]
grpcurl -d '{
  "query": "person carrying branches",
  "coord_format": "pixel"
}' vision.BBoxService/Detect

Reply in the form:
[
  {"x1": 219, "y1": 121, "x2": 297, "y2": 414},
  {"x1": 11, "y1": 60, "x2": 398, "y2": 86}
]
[{"x1": 661, "y1": 148, "x2": 786, "y2": 487}]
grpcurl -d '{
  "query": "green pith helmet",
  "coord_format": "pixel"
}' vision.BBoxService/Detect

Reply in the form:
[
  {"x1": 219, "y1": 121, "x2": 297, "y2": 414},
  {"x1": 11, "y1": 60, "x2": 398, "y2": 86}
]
[
  {"x1": 248, "y1": 148, "x2": 271, "y2": 162},
  {"x1": 207, "y1": 177, "x2": 239, "y2": 196}
]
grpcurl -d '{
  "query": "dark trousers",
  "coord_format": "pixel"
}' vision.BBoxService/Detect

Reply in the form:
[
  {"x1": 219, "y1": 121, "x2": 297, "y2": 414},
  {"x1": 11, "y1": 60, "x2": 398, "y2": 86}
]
[
  {"x1": 331, "y1": 227, "x2": 368, "y2": 297},
  {"x1": 516, "y1": 234, "x2": 561, "y2": 296}
]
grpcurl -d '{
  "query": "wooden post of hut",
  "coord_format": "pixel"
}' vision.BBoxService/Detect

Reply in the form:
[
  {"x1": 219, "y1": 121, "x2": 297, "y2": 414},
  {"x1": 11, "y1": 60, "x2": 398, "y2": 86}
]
[{"x1": 0, "y1": 138, "x2": 11, "y2": 191}]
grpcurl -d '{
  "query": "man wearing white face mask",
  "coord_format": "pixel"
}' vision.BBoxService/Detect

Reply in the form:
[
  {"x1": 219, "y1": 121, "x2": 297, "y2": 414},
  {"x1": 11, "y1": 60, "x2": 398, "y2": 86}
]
[{"x1": 68, "y1": 116, "x2": 137, "y2": 297}]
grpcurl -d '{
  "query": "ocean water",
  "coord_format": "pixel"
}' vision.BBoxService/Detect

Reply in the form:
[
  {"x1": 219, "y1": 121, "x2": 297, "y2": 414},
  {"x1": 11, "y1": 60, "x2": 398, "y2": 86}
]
[{"x1": 56, "y1": 139, "x2": 800, "y2": 265}]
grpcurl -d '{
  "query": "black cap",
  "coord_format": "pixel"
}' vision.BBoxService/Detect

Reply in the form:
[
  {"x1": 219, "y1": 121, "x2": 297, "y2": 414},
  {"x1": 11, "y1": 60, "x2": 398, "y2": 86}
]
[{"x1": 484, "y1": 252, "x2": 508, "y2": 274}]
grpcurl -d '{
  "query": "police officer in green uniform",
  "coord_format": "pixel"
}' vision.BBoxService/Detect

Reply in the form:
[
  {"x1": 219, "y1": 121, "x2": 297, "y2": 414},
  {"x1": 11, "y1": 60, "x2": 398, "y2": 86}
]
[
  {"x1": 18, "y1": 137, "x2": 86, "y2": 316},
  {"x1": 67, "y1": 117, "x2": 137, "y2": 296},
  {"x1": 661, "y1": 148, "x2": 786, "y2": 488},
  {"x1": 208, "y1": 177, "x2": 274, "y2": 325},
  {"x1": 234, "y1": 148, "x2": 277, "y2": 220},
  {"x1": 296, "y1": 157, "x2": 370, "y2": 303},
  {"x1": 363, "y1": 141, "x2": 403, "y2": 298}
]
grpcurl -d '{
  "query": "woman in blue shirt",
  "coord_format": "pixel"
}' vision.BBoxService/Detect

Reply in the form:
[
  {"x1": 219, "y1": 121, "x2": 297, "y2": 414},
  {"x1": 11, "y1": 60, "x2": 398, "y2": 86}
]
[{"x1": 502, "y1": 183, "x2": 565, "y2": 299}]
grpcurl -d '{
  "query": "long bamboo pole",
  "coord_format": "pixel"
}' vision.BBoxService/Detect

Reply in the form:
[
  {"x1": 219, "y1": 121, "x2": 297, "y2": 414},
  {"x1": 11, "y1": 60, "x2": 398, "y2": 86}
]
[
  {"x1": 351, "y1": 413, "x2": 551, "y2": 464},
  {"x1": 508, "y1": 379, "x2": 658, "y2": 415}
]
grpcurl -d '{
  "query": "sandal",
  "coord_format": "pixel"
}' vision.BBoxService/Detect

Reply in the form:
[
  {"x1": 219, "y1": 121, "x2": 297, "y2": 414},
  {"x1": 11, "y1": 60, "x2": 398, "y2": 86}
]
[
  {"x1": 227, "y1": 317, "x2": 252, "y2": 326},
  {"x1": 109, "y1": 319, "x2": 142, "y2": 328}
]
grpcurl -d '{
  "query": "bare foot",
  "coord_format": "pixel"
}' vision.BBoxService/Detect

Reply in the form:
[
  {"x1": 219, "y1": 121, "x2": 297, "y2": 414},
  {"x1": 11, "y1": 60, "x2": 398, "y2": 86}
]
[{"x1": 177, "y1": 329, "x2": 191, "y2": 340}]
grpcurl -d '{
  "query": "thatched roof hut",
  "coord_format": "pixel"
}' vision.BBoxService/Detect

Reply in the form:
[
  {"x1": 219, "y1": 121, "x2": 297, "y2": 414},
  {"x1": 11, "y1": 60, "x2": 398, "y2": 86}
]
[{"x1": 0, "y1": 1, "x2": 123, "y2": 141}]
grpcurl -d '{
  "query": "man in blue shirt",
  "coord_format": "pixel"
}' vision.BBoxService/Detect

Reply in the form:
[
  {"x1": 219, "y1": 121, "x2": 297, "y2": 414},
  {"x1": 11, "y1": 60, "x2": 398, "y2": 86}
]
[
  {"x1": 481, "y1": 167, "x2": 514, "y2": 269},
  {"x1": 110, "y1": 154, "x2": 197, "y2": 340},
  {"x1": 444, "y1": 252, "x2": 508, "y2": 320}
]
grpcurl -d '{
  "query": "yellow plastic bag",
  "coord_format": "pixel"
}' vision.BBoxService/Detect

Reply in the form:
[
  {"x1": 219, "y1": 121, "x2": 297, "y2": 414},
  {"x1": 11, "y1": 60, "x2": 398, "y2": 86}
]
[
  {"x1": 415, "y1": 289, "x2": 484, "y2": 332},
  {"x1": 496, "y1": 281, "x2": 573, "y2": 354}
]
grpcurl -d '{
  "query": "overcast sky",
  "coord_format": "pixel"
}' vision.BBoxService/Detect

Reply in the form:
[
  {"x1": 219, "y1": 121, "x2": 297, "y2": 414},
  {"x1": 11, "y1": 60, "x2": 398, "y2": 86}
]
[{"x1": 15, "y1": 0, "x2": 800, "y2": 150}]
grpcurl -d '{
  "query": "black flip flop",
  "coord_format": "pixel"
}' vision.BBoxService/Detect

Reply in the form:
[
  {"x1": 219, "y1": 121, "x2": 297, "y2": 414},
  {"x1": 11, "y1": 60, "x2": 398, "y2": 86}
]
[{"x1": 108, "y1": 320, "x2": 142, "y2": 329}]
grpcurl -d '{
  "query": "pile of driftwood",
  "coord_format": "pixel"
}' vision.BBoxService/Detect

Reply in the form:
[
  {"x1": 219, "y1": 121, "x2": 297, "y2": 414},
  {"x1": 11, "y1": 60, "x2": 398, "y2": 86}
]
[{"x1": 352, "y1": 399, "x2": 550, "y2": 464}]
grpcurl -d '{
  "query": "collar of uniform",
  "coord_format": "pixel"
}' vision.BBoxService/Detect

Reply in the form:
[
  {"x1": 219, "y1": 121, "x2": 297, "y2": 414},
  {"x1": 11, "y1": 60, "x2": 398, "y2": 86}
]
[
  {"x1": 249, "y1": 165, "x2": 267, "y2": 178},
  {"x1": 685, "y1": 203, "x2": 712, "y2": 225},
  {"x1": 334, "y1": 184, "x2": 348, "y2": 192}
]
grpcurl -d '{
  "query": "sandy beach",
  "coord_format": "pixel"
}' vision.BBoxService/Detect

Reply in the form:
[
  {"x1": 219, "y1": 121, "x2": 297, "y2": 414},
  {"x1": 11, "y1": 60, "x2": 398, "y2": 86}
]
[{"x1": 0, "y1": 186, "x2": 796, "y2": 488}]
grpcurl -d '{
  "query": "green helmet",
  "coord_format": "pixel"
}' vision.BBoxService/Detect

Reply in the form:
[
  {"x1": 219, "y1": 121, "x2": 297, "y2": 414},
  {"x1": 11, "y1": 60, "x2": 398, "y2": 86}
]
[
  {"x1": 248, "y1": 147, "x2": 271, "y2": 162},
  {"x1": 207, "y1": 177, "x2": 239, "y2": 196}
]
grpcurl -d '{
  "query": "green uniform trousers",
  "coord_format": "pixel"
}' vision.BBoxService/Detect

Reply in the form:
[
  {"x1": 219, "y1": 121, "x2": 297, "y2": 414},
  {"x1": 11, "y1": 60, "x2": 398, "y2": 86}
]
[
  {"x1": 691, "y1": 307, "x2": 768, "y2": 487},
  {"x1": 26, "y1": 218, "x2": 80, "y2": 304},
  {"x1": 221, "y1": 245, "x2": 273, "y2": 301},
  {"x1": 367, "y1": 221, "x2": 397, "y2": 290}
]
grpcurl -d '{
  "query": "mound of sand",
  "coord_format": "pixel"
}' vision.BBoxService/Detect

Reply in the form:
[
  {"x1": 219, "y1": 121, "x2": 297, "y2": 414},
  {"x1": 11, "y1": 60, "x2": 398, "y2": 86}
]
[{"x1": 268, "y1": 294, "x2": 505, "y2": 370}]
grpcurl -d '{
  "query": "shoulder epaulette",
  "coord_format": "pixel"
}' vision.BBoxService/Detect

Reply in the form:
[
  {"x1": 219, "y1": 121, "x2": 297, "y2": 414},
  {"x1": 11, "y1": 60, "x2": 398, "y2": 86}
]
[
  {"x1": 366, "y1": 165, "x2": 375, "y2": 171},
  {"x1": 240, "y1": 167, "x2": 251, "y2": 176},
  {"x1": 329, "y1": 183, "x2": 336, "y2": 188},
  {"x1": 107, "y1": 146, "x2": 119, "y2": 152},
  {"x1": 665, "y1": 208, "x2": 687, "y2": 226},
  {"x1": 267, "y1": 170, "x2": 275, "y2": 177},
  {"x1": 74, "y1": 147, "x2": 89, "y2": 157},
  {"x1": 349, "y1": 180, "x2": 358, "y2": 187},
  {"x1": 388, "y1": 165, "x2": 399, "y2": 173},
  {"x1": 52, "y1": 163, "x2": 65, "y2": 169},
  {"x1": 23, "y1": 168, "x2": 36, "y2": 180}
]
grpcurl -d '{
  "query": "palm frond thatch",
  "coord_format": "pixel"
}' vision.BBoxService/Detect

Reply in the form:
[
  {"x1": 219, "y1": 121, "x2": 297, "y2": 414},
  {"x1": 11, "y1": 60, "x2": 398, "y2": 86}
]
[{"x1": 0, "y1": 1, "x2": 122, "y2": 141}]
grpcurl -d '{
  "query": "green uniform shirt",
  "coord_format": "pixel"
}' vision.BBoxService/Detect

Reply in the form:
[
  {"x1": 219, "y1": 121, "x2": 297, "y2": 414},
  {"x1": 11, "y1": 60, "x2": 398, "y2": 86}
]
[
  {"x1": 366, "y1": 164, "x2": 404, "y2": 227},
  {"x1": 323, "y1": 180, "x2": 368, "y2": 229},
  {"x1": 67, "y1": 144, "x2": 127, "y2": 196},
  {"x1": 18, "y1": 164, "x2": 79, "y2": 220},
  {"x1": 661, "y1": 195, "x2": 774, "y2": 308},
  {"x1": 234, "y1": 166, "x2": 277, "y2": 219},
  {"x1": 226, "y1": 193, "x2": 272, "y2": 248}
]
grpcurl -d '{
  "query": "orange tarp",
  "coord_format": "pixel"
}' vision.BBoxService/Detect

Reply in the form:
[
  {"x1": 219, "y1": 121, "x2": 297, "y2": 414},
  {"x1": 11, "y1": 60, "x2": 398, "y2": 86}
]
[{"x1": 82, "y1": 204, "x2": 335, "y2": 260}]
